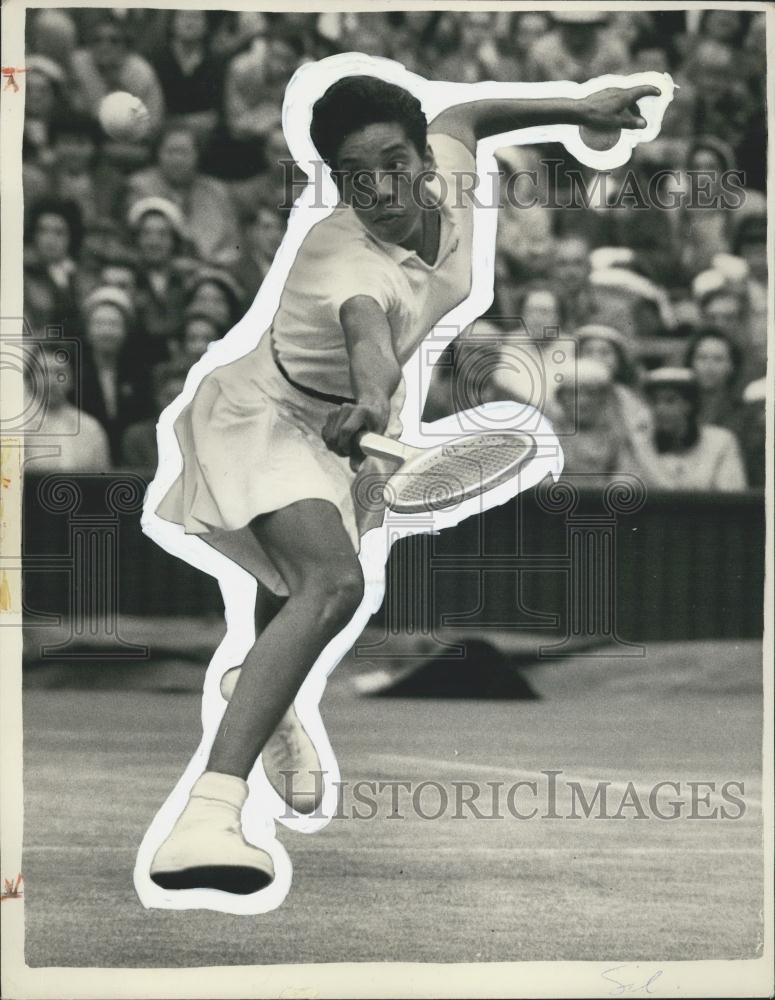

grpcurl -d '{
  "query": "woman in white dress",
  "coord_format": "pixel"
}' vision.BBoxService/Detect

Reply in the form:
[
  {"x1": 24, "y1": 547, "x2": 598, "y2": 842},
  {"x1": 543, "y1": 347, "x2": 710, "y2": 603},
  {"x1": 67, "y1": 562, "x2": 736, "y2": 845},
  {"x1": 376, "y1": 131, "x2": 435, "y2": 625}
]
[{"x1": 149, "y1": 72, "x2": 661, "y2": 895}]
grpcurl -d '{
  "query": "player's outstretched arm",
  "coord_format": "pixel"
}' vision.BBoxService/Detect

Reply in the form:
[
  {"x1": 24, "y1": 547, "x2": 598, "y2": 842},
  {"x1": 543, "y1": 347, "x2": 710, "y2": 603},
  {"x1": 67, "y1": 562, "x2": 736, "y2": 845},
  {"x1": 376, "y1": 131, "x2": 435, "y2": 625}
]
[
  {"x1": 323, "y1": 295, "x2": 402, "y2": 467},
  {"x1": 429, "y1": 85, "x2": 661, "y2": 154}
]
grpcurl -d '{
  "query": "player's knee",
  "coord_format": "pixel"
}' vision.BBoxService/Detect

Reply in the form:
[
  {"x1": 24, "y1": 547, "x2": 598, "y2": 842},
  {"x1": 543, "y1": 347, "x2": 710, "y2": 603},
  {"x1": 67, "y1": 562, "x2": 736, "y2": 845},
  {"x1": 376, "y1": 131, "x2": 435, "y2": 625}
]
[{"x1": 301, "y1": 563, "x2": 364, "y2": 633}]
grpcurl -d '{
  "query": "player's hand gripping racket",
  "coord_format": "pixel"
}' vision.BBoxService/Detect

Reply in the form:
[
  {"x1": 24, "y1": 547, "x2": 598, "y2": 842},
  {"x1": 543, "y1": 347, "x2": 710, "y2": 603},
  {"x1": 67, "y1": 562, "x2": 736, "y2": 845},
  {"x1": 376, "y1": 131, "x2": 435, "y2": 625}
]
[{"x1": 357, "y1": 430, "x2": 536, "y2": 514}]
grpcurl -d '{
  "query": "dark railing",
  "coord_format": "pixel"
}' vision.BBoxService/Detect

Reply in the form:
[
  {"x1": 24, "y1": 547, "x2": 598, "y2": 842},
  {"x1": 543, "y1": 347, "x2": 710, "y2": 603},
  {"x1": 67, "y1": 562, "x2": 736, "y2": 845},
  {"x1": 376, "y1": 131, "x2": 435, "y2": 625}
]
[{"x1": 22, "y1": 472, "x2": 765, "y2": 649}]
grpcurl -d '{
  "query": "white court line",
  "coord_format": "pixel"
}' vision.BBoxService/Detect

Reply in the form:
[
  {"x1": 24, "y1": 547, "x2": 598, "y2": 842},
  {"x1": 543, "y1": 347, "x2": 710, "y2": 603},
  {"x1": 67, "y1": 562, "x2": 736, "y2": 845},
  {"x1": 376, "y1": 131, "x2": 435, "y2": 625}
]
[{"x1": 361, "y1": 753, "x2": 764, "y2": 810}]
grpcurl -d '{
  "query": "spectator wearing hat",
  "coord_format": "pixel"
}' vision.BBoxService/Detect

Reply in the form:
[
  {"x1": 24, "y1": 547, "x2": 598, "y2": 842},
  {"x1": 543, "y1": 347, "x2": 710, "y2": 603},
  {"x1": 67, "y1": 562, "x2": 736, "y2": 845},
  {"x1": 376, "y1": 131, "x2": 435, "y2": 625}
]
[
  {"x1": 121, "y1": 358, "x2": 190, "y2": 469},
  {"x1": 127, "y1": 125, "x2": 241, "y2": 267},
  {"x1": 643, "y1": 368, "x2": 746, "y2": 491},
  {"x1": 128, "y1": 197, "x2": 192, "y2": 358},
  {"x1": 23, "y1": 341, "x2": 111, "y2": 473},
  {"x1": 552, "y1": 358, "x2": 658, "y2": 487},
  {"x1": 525, "y1": 12, "x2": 629, "y2": 83},
  {"x1": 684, "y1": 328, "x2": 745, "y2": 437},
  {"x1": 152, "y1": 10, "x2": 226, "y2": 145},
  {"x1": 70, "y1": 14, "x2": 165, "y2": 155},
  {"x1": 576, "y1": 324, "x2": 653, "y2": 437},
  {"x1": 79, "y1": 287, "x2": 152, "y2": 463},
  {"x1": 23, "y1": 198, "x2": 85, "y2": 334}
]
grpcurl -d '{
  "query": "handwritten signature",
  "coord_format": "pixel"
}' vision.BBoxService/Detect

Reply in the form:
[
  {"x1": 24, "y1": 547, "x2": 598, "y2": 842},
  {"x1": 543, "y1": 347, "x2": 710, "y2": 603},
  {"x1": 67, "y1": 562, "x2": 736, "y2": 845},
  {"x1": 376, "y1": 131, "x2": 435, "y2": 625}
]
[{"x1": 602, "y1": 965, "x2": 663, "y2": 996}]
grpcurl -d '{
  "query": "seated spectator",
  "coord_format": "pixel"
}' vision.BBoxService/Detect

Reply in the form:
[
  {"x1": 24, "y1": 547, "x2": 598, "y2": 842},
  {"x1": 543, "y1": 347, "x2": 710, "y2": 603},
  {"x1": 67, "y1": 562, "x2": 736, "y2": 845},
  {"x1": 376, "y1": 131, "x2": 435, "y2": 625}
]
[
  {"x1": 23, "y1": 198, "x2": 85, "y2": 334},
  {"x1": 674, "y1": 137, "x2": 738, "y2": 277},
  {"x1": 739, "y1": 378, "x2": 766, "y2": 489},
  {"x1": 152, "y1": 10, "x2": 225, "y2": 144},
  {"x1": 22, "y1": 56, "x2": 69, "y2": 171},
  {"x1": 28, "y1": 9, "x2": 79, "y2": 71},
  {"x1": 179, "y1": 308, "x2": 225, "y2": 360},
  {"x1": 525, "y1": 11, "x2": 629, "y2": 83},
  {"x1": 70, "y1": 14, "x2": 165, "y2": 161},
  {"x1": 731, "y1": 213, "x2": 767, "y2": 382},
  {"x1": 27, "y1": 114, "x2": 126, "y2": 227},
  {"x1": 24, "y1": 341, "x2": 111, "y2": 473},
  {"x1": 128, "y1": 197, "x2": 193, "y2": 359},
  {"x1": 552, "y1": 359, "x2": 656, "y2": 486},
  {"x1": 495, "y1": 12, "x2": 551, "y2": 80},
  {"x1": 127, "y1": 125, "x2": 241, "y2": 266},
  {"x1": 79, "y1": 287, "x2": 152, "y2": 464},
  {"x1": 184, "y1": 267, "x2": 245, "y2": 330},
  {"x1": 219, "y1": 28, "x2": 304, "y2": 176},
  {"x1": 457, "y1": 283, "x2": 574, "y2": 419},
  {"x1": 235, "y1": 204, "x2": 287, "y2": 302},
  {"x1": 550, "y1": 235, "x2": 596, "y2": 329},
  {"x1": 697, "y1": 284, "x2": 747, "y2": 333},
  {"x1": 684, "y1": 328, "x2": 744, "y2": 435},
  {"x1": 430, "y1": 11, "x2": 502, "y2": 83},
  {"x1": 576, "y1": 324, "x2": 652, "y2": 436},
  {"x1": 99, "y1": 258, "x2": 140, "y2": 299},
  {"x1": 121, "y1": 358, "x2": 190, "y2": 469},
  {"x1": 642, "y1": 367, "x2": 747, "y2": 491}
]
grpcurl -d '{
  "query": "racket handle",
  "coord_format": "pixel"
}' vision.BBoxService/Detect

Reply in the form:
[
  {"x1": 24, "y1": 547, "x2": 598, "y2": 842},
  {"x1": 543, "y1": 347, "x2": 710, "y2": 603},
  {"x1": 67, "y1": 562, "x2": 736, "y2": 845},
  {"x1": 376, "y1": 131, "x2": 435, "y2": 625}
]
[{"x1": 357, "y1": 432, "x2": 415, "y2": 463}]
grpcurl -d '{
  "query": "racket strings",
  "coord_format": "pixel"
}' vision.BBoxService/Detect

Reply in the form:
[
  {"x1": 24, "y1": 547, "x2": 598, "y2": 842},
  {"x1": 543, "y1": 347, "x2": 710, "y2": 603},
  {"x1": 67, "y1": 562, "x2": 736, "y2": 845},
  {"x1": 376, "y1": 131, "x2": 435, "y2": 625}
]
[{"x1": 389, "y1": 437, "x2": 531, "y2": 508}]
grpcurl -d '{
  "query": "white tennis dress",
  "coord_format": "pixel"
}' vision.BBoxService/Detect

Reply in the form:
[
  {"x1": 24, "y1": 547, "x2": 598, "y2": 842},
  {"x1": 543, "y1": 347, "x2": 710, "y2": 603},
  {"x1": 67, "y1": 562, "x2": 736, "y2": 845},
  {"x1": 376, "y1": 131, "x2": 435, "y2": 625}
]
[{"x1": 156, "y1": 134, "x2": 476, "y2": 595}]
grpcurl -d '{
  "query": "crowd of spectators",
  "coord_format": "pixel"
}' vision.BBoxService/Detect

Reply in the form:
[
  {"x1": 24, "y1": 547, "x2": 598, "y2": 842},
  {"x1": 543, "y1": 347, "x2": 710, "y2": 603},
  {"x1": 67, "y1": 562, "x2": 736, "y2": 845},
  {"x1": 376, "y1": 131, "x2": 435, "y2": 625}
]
[{"x1": 22, "y1": 8, "x2": 766, "y2": 490}]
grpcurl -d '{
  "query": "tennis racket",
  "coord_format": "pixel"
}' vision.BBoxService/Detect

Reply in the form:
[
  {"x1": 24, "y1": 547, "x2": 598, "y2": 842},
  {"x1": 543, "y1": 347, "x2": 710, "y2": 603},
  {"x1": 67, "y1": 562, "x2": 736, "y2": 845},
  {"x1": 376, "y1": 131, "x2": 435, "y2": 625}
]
[{"x1": 357, "y1": 430, "x2": 536, "y2": 514}]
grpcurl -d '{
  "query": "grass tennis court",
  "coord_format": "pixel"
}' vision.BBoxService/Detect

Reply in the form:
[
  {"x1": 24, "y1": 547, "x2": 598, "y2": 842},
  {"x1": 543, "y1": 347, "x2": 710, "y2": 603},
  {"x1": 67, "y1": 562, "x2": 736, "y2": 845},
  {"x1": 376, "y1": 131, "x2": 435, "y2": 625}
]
[{"x1": 22, "y1": 637, "x2": 763, "y2": 967}]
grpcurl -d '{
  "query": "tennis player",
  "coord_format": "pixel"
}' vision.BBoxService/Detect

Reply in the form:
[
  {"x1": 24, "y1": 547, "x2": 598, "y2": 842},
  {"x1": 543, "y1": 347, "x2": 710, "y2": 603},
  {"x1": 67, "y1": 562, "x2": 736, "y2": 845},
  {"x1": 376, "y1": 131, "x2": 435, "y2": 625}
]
[{"x1": 149, "y1": 72, "x2": 660, "y2": 894}]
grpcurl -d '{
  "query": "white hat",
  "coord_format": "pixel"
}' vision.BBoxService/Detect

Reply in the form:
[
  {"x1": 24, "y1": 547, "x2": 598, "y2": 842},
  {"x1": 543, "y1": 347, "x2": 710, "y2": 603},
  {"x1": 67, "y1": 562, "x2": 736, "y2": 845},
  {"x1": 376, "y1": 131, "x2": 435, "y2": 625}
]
[
  {"x1": 589, "y1": 246, "x2": 635, "y2": 272},
  {"x1": 557, "y1": 358, "x2": 612, "y2": 393},
  {"x1": 691, "y1": 269, "x2": 727, "y2": 301},
  {"x1": 127, "y1": 196, "x2": 186, "y2": 237},
  {"x1": 590, "y1": 268, "x2": 676, "y2": 329},
  {"x1": 742, "y1": 378, "x2": 766, "y2": 404},
  {"x1": 643, "y1": 367, "x2": 696, "y2": 388},
  {"x1": 83, "y1": 285, "x2": 134, "y2": 318}
]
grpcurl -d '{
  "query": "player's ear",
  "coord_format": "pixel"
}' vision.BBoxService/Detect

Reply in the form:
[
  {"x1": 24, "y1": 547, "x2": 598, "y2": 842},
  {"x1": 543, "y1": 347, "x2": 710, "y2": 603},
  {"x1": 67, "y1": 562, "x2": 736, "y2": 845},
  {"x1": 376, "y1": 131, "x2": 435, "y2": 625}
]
[{"x1": 422, "y1": 143, "x2": 436, "y2": 174}]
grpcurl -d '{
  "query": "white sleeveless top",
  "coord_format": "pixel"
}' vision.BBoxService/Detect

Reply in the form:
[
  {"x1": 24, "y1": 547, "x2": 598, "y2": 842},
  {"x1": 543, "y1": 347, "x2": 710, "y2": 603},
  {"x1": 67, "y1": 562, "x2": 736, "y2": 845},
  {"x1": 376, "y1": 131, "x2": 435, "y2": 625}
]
[{"x1": 271, "y1": 133, "x2": 476, "y2": 397}]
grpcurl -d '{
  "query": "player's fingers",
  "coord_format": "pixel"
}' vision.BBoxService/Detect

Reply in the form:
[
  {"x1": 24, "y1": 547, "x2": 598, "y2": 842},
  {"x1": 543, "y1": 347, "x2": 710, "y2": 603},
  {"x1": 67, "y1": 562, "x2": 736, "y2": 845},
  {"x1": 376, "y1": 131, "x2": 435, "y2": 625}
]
[{"x1": 626, "y1": 84, "x2": 662, "y2": 102}]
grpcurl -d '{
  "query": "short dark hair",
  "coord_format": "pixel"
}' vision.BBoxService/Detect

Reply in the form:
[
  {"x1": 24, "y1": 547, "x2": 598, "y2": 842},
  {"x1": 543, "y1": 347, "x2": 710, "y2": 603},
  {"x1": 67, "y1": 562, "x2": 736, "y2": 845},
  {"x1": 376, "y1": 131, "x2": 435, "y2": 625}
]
[
  {"x1": 26, "y1": 197, "x2": 84, "y2": 256},
  {"x1": 684, "y1": 326, "x2": 743, "y2": 383},
  {"x1": 310, "y1": 75, "x2": 427, "y2": 168},
  {"x1": 49, "y1": 112, "x2": 103, "y2": 148}
]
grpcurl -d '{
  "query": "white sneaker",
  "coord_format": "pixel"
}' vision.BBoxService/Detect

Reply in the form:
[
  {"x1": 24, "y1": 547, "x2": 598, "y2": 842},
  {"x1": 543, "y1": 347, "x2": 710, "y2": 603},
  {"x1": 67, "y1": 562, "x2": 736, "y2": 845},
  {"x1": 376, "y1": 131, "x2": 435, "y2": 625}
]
[
  {"x1": 219, "y1": 668, "x2": 323, "y2": 815},
  {"x1": 150, "y1": 771, "x2": 275, "y2": 894}
]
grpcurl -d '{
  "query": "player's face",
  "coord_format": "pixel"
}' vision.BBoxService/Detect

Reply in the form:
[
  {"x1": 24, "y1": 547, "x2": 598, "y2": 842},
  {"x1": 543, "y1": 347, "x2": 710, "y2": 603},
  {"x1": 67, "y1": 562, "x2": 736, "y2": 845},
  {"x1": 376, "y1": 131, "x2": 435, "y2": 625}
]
[{"x1": 335, "y1": 123, "x2": 434, "y2": 249}]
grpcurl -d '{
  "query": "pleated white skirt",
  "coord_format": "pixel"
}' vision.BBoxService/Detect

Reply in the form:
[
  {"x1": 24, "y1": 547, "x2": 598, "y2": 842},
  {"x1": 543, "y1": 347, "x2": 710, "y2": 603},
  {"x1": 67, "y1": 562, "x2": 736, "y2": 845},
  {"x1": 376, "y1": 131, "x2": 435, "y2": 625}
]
[{"x1": 155, "y1": 333, "x2": 401, "y2": 595}]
